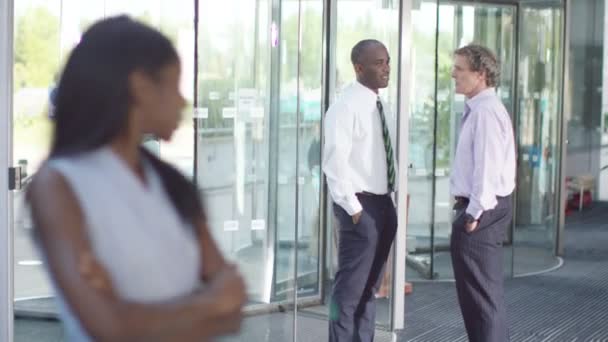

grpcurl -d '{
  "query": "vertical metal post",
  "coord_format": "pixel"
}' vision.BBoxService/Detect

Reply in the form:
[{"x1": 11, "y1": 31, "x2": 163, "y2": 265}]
[
  {"x1": 510, "y1": 1, "x2": 521, "y2": 276},
  {"x1": 557, "y1": 0, "x2": 570, "y2": 256},
  {"x1": 320, "y1": 0, "x2": 338, "y2": 305},
  {"x1": 0, "y1": 0, "x2": 14, "y2": 340},
  {"x1": 267, "y1": 0, "x2": 282, "y2": 303},
  {"x1": 318, "y1": 0, "x2": 334, "y2": 304},
  {"x1": 392, "y1": 0, "x2": 413, "y2": 332},
  {"x1": 193, "y1": 0, "x2": 199, "y2": 184},
  {"x1": 429, "y1": 0, "x2": 440, "y2": 280},
  {"x1": 292, "y1": 0, "x2": 304, "y2": 339}
]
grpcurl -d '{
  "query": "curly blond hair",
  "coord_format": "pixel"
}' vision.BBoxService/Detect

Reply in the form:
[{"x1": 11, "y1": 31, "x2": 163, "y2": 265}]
[{"x1": 454, "y1": 44, "x2": 500, "y2": 87}]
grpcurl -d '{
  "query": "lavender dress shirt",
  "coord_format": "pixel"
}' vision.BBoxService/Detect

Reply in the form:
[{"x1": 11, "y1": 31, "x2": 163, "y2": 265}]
[{"x1": 450, "y1": 88, "x2": 516, "y2": 219}]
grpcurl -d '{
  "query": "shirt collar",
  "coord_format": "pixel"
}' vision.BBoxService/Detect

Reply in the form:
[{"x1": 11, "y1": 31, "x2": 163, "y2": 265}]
[
  {"x1": 353, "y1": 80, "x2": 380, "y2": 103},
  {"x1": 464, "y1": 87, "x2": 496, "y2": 115}
]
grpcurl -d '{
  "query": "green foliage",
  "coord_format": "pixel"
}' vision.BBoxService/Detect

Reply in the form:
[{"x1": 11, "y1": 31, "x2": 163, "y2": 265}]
[
  {"x1": 287, "y1": 8, "x2": 323, "y2": 89},
  {"x1": 13, "y1": 6, "x2": 60, "y2": 90}
]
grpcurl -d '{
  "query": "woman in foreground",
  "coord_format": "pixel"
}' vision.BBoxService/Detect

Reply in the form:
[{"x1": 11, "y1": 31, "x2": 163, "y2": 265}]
[{"x1": 27, "y1": 16, "x2": 247, "y2": 342}]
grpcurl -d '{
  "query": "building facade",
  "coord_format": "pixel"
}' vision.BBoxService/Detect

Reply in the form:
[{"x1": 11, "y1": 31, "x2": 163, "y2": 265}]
[{"x1": 2, "y1": 0, "x2": 606, "y2": 340}]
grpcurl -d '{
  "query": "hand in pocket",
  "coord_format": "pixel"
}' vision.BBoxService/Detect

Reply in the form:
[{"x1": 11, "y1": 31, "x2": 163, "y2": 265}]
[
  {"x1": 452, "y1": 208, "x2": 465, "y2": 225},
  {"x1": 352, "y1": 211, "x2": 363, "y2": 224}
]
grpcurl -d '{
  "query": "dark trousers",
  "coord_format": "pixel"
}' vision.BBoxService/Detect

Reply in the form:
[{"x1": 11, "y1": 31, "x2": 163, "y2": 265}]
[
  {"x1": 450, "y1": 195, "x2": 512, "y2": 342},
  {"x1": 329, "y1": 193, "x2": 397, "y2": 342}
]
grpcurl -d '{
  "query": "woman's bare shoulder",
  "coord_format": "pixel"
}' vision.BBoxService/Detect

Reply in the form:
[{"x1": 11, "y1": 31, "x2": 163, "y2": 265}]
[
  {"x1": 27, "y1": 162, "x2": 83, "y2": 228},
  {"x1": 27, "y1": 162, "x2": 69, "y2": 200}
]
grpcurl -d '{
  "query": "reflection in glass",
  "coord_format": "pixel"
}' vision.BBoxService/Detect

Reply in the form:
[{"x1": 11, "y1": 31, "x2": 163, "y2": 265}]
[
  {"x1": 514, "y1": 1, "x2": 564, "y2": 275},
  {"x1": 408, "y1": 1, "x2": 515, "y2": 280},
  {"x1": 13, "y1": 0, "x2": 198, "y2": 293},
  {"x1": 13, "y1": 2, "x2": 197, "y2": 341},
  {"x1": 567, "y1": 0, "x2": 606, "y2": 197},
  {"x1": 312, "y1": 0, "x2": 401, "y2": 331},
  {"x1": 407, "y1": 0, "x2": 564, "y2": 281},
  {"x1": 436, "y1": 3, "x2": 516, "y2": 280},
  {"x1": 196, "y1": 0, "x2": 325, "y2": 340},
  {"x1": 13, "y1": 1, "x2": 61, "y2": 306},
  {"x1": 293, "y1": 0, "x2": 324, "y2": 298},
  {"x1": 196, "y1": 0, "x2": 275, "y2": 305},
  {"x1": 407, "y1": 0, "x2": 439, "y2": 281}
]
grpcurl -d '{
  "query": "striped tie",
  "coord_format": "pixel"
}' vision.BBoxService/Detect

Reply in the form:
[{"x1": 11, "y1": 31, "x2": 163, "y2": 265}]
[{"x1": 376, "y1": 98, "x2": 395, "y2": 191}]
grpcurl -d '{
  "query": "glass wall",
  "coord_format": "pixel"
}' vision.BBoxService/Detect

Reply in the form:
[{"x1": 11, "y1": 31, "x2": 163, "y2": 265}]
[
  {"x1": 438, "y1": 2, "x2": 516, "y2": 279},
  {"x1": 406, "y1": 0, "x2": 564, "y2": 281},
  {"x1": 10, "y1": 0, "x2": 55, "y2": 307},
  {"x1": 196, "y1": 0, "x2": 273, "y2": 306},
  {"x1": 514, "y1": 0, "x2": 564, "y2": 275},
  {"x1": 294, "y1": 0, "x2": 325, "y2": 299},
  {"x1": 307, "y1": 0, "x2": 402, "y2": 331},
  {"x1": 12, "y1": 0, "x2": 196, "y2": 297},
  {"x1": 10, "y1": 0, "x2": 406, "y2": 340},
  {"x1": 565, "y1": 0, "x2": 607, "y2": 201},
  {"x1": 407, "y1": 0, "x2": 516, "y2": 280},
  {"x1": 406, "y1": 0, "x2": 438, "y2": 281},
  {"x1": 196, "y1": 0, "x2": 323, "y2": 305},
  {"x1": 195, "y1": 0, "x2": 329, "y2": 339},
  {"x1": 12, "y1": 0, "x2": 60, "y2": 308},
  {"x1": 12, "y1": 1, "x2": 198, "y2": 340},
  {"x1": 7, "y1": 0, "x2": 570, "y2": 339}
]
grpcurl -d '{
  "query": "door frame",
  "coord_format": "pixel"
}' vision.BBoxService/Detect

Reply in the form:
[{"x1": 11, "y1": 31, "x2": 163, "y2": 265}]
[
  {"x1": 317, "y1": 0, "x2": 410, "y2": 332},
  {"x1": 514, "y1": 0, "x2": 568, "y2": 267},
  {"x1": 557, "y1": 0, "x2": 569, "y2": 256},
  {"x1": 0, "y1": 0, "x2": 15, "y2": 340},
  {"x1": 423, "y1": 0, "x2": 518, "y2": 277},
  {"x1": 423, "y1": 0, "x2": 567, "y2": 277},
  {"x1": 392, "y1": 0, "x2": 413, "y2": 331}
]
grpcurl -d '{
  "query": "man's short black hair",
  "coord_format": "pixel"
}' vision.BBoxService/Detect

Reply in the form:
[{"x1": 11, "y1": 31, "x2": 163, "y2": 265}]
[{"x1": 351, "y1": 39, "x2": 384, "y2": 65}]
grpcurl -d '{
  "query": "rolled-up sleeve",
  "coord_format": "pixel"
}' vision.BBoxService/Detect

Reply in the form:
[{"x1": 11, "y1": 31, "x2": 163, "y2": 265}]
[
  {"x1": 322, "y1": 102, "x2": 362, "y2": 216},
  {"x1": 468, "y1": 108, "x2": 502, "y2": 219}
]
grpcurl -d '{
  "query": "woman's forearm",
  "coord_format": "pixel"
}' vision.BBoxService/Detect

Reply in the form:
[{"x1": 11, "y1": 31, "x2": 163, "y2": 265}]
[{"x1": 91, "y1": 290, "x2": 234, "y2": 342}]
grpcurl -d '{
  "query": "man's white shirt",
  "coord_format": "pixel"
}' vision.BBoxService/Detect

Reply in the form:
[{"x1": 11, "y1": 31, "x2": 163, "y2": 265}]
[{"x1": 322, "y1": 80, "x2": 397, "y2": 215}]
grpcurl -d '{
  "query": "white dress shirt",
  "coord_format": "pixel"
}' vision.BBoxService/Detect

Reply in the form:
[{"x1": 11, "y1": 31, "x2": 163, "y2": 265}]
[
  {"x1": 323, "y1": 80, "x2": 398, "y2": 215},
  {"x1": 450, "y1": 88, "x2": 516, "y2": 219}
]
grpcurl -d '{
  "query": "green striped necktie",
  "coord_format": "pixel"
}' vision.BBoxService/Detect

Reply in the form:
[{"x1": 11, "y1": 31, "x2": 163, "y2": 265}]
[{"x1": 376, "y1": 98, "x2": 395, "y2": 191}]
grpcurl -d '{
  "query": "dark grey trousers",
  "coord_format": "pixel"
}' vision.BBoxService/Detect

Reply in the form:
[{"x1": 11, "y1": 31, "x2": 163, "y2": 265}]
[
  {"x1": 450, "y1": 195, "x2": 513, "y2": 342},
  {"x1": 329, "y1": 193, "x2": 397, "y2": 342}
]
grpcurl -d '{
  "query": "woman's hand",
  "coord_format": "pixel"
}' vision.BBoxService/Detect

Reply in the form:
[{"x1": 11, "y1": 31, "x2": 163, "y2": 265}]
[
  {"x1": 78, "y1": 251, "x2": 115, "y2": 297},
  {"x1": 204, "y1": 263, "x2": 248, "y2": 333}
]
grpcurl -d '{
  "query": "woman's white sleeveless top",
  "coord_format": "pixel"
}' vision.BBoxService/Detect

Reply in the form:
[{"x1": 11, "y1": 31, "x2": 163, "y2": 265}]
[{"x1": 46, "y1": 147, "x2": 201, "y2": 341}]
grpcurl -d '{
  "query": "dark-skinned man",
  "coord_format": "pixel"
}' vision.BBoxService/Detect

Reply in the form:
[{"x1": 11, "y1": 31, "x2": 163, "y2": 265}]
[{"x1": 323, "y1": 39, "x2": 398, "y2": 342}]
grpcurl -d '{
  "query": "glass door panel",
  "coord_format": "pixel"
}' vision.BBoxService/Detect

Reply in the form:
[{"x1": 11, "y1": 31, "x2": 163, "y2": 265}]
[
  {"x1": 309, "y1": 0, "x2": 401, "y2": 333},
  {"x1": 13, "y1": 1, "x2": 198, "y2": 339},
  {"x1": 196, "y1": 0, "x2": 277, "y2": 305},
  {"x1": 274, "y1": 0, "x2": 302, "y2": 306},
  {"x1": 102, "y1": 0, "x2": 195, "y2": 176},
  {"x1": 195, "y1": 0, "x2": 321, "y2": 339},
  {"x1": 408, "y1": 1, "x2": 515, "y2": 280},
  {"x1": 12, "y1": 0, "x2": 61, "y2": 318},
  {"x1": 196, "y1": 0, "x2": 324, "y2": 340},
  {"x1": 408, "y1": 0, "x2": 564, "y2": 280},
  {"x1": 514, "y1": 0, "x2": 564, "y2": 275},
  {"x1": 1, "y1": 1, "x2": 12, "y2": 339},
  {"x1": 435, "y1": 2, "x2": 516, "y2": 279},
  {"x1": 12, "y1": 0, "x2": 95, "y2": 339},
  {"x1": 292, "y1": 0, "x2": 324, "y2": 300},
  {"x1": 407, "y1": 0, "x2": 439, "y2": 281}
]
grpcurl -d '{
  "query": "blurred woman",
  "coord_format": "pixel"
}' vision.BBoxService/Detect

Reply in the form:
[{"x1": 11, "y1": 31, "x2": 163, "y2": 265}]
[{"x1": 27, "y1": 16, "x2": 247, "y2": 342}]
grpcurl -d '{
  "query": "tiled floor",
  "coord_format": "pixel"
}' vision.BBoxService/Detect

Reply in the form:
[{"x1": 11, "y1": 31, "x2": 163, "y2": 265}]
[{"x1": 14, "y1": 202, "x2": 608, "y2": 341}]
